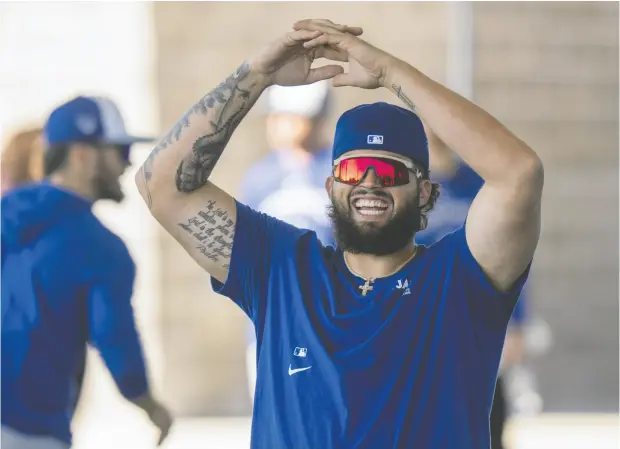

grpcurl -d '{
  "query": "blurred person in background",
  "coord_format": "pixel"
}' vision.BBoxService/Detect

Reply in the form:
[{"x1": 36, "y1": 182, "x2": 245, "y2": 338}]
[
  {"x1": 1, "y1": 96, "x2": 172, "y2": 449},
  {"x1": 1, "y1": 128, "x2": 89, "y2": 427},
  {"x1": 418, "y1": 129, "x2": 530, "y2": 449},
  {"x1": 240, "y1": 81, "x2": 334, "y2": 401},
  {"x1": 137, "y1": 19, "x2": 543, "y2": 449},
  {"x1": 1, "y1": 128, "x2": 45, "y2": 195}
]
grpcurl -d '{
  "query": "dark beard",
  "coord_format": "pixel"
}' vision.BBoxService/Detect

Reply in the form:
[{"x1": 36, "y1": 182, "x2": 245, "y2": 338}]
[
  {"x1": 327, "y1": 191, "x2": 421, "y2": 256},
  {"x1": 95, "y1": 178, "x2": 124, "y2": 202},
  {"x1": 93, "y1": 157, "x2": 124, "y2": 203}
]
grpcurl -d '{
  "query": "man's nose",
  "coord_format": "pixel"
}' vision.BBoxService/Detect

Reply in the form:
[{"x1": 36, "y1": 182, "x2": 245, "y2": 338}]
[{"x1": 359, "y1": 167, "x2": 382, "y2": 187}]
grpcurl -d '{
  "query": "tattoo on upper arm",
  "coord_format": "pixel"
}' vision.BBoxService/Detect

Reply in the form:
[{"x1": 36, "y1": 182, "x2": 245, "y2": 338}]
[
  {"x1": 177, "y1": 199, "x2": 235, "y2": 270},
  {"x1": 392, "y1": 84, "x2": 416, "y2": 111}
]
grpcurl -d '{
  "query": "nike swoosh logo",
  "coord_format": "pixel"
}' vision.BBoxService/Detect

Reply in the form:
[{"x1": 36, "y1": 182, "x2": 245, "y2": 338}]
[{"x1": 288, "y1": 364, "x2": 312, "y2": 376}]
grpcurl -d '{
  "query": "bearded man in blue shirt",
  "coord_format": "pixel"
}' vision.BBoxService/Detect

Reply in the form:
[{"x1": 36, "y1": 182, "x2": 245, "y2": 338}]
[
  {"x1": 2, "y1": 96, "x2": 172, "y2": 449},
  {"x1": 137, "y1": 19, "x2": 544, "y2": 449}
]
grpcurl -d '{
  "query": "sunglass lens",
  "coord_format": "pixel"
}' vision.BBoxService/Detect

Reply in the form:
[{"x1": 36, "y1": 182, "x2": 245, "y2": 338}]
[{"x1": 335, "y1": 158, "x2": 409, "y2": 187}]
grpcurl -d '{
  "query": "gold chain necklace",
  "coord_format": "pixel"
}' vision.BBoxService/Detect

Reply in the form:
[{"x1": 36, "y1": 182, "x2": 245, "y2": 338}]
[{"x1": 343, "y1": 247, "x2": 418, "y2": 297}]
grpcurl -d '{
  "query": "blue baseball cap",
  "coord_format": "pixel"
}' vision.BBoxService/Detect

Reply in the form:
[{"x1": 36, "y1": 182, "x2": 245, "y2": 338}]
[
  {"x1": 43, "y1": 96, "x2": 152, "y2": 160},
  {"x1": 332, "y1": 102, "x2": 429, "y2": 173}
]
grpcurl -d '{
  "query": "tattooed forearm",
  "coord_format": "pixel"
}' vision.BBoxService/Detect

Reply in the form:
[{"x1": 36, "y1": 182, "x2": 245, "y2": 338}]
[
  {"x1": 174, "y1": 64, "x2": 255, "y2": 192},
  {"x1": 175, "y1": 89, "x2": 250, "y2": 192},
  {"x1": 138, "y1": 61, "x2": 267, "y2": 206},
  {"x1": 170, "y1": 64, "x2": 253, "y2": 193},
  {"x1": 392, "y1": 84, "x2": 416, "y2": 111},
  {"x1": 177, "y1": 200, "x2": 235, "y2": 270},
  {"x1": 142, "y1": 62, "x2": 250, "y2": 181}
]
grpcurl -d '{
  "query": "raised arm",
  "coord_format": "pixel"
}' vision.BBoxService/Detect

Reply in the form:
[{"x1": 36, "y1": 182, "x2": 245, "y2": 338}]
[
  {"x1": 296, "y1": 19, "x2": 544, "y2": 291},
  {"x1": 135, "y1": 28, "x2": 354, "y2": 283},
  {"x1": 385, "y1": 64, "x2": 543, "y2": 291},
  {"x1": 136, "y1": 62, "x2": 265, "y2": 283}
]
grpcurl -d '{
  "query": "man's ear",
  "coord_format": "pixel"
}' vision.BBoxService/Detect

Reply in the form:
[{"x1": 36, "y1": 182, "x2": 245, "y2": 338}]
[
  {"x1": 325, "y1": 176, "x2": 334, "y2": 195},
  {"x1": 418, "y1": 179, "x2": 432, "y2": 207}
]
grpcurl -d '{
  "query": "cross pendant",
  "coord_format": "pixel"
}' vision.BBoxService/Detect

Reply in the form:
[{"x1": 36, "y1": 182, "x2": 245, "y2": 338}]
[{"x1": 359, "y1": 279, "x2": 374, "y2": 296}]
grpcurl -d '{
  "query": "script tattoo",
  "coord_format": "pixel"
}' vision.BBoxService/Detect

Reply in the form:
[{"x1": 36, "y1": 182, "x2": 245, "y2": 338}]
[
  {"x1": 392, "y1": 84, "x2": 416, "y2": 111},
  {"x1": 177, "y1": 199, "x2": 235, "y2": 270}
]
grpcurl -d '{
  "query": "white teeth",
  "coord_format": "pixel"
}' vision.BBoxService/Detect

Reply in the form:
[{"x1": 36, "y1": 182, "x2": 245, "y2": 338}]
[
  {"x1": 358, "y1": 209, "x2": 385, "y2": 216},
  {"x1": 354, "y1": 199, "x2": 389, "y2": 208},
  {"x1": 353, "y1": 198, "x2": 390, "y2": 217}
]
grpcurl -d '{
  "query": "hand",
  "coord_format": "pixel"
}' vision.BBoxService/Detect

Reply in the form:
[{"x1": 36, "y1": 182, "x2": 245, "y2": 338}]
[
  {"x1": 147, "y1": 400, "x2": 173, "y2": 446},
  {"x1": 293, "y1": 19, "x2": 396, "y2": 89},
  {"x1": 250, "y1": 25, "x2": 364, "y2": 87}
]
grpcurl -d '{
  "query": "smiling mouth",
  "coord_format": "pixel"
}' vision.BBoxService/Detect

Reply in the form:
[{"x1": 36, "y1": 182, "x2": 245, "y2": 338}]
[{"x1": 352, "y1": 198, "x2": 391, "y2": 216}]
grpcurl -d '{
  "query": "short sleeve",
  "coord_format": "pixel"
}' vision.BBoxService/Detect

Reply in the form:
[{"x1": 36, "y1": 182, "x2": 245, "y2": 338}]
[
  {"x1": 448, "y1": 226, "x2": 531, "y2": 331},
  {"x1": 211, "y1": 201, "x2": 306, "y2": 323}
]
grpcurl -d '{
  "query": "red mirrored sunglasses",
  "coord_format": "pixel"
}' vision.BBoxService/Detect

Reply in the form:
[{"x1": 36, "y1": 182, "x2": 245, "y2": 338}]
[{"x1": 332, "y1": 156, "x2": 423, "y2": 187}]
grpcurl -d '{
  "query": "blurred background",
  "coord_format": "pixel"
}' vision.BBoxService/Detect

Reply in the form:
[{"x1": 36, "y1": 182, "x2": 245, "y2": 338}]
[{"x1": 0, "y1": 1, "x2": 618, "y2": 449}]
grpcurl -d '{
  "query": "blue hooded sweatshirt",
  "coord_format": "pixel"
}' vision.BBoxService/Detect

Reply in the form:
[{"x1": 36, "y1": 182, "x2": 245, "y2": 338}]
[{"x1": 1, "y1": 183, "x2": 149, "y2": 444}]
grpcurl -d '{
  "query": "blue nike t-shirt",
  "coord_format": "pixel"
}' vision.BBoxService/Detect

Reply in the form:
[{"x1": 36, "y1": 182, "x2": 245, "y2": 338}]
[{"x1": 212, "y1": 202, "x2": 529, "y2": 449}]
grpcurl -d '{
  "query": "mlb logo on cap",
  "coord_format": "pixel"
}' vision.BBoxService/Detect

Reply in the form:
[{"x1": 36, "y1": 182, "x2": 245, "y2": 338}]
[
  {"x1": 367, "y1": 135, "x2": 384, "y2": 145},
  {"x1": 43, "y1": 96, "x2": 152, "y2": 160}
]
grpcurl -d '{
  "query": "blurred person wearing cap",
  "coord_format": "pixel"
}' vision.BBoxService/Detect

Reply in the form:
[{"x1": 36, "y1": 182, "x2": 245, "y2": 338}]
[
  {"x1": 1, "y1": 96, "x2": 172, "y2": 449},
  {"x1": 1, "y1": 127, "x2": 86, "y2": 417},
  {"x1": 239, "y1": 82, "x2": 334, "y2": 401},
  {"x1": 137, "y1": 19, "x2": 543, "y2": 449},
  {"x1": 418, "y1": 128, "x2": 530, "y2": 449},
  {"x1": 1, "y1": 128, "x2": 45, "y2": 195},
  {"x1": 0, "y1": 127, "x2": 89, "y2": 427}
]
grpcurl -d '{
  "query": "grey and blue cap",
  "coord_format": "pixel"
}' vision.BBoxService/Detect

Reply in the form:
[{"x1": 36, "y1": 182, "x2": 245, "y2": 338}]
[{"x1": 43, "y1": 96, "x2": 152, "y2": 161}]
